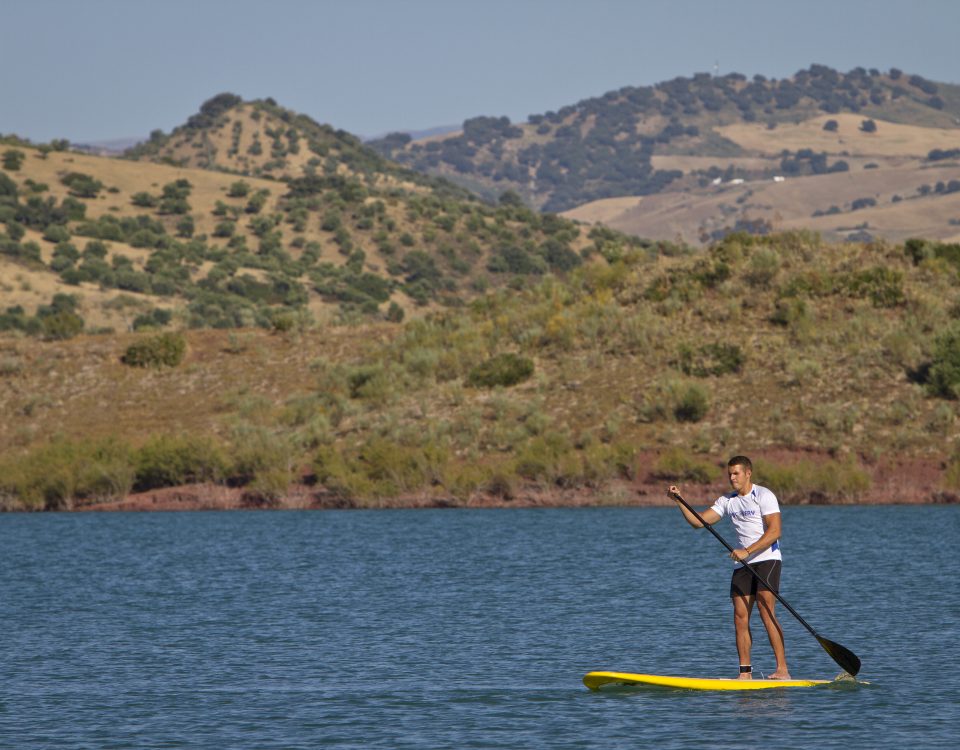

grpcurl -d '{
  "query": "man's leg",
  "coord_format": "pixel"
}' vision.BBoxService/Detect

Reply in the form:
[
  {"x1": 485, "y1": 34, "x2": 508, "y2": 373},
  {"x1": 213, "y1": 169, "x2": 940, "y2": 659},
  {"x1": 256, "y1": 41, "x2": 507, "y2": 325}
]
[
  {"x1": 732, "y1": 594, "x2": 754, "y2": 679},
  {"x1": 756, "y1": 589, "x2": 791, "y2": 679}
]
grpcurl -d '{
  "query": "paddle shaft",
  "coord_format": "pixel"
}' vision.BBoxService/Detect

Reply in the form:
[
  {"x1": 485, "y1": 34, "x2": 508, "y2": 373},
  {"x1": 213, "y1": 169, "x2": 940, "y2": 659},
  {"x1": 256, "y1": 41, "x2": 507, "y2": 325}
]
[{"x1": 669, "y1": 491, "x2": 822, "y2": 639}]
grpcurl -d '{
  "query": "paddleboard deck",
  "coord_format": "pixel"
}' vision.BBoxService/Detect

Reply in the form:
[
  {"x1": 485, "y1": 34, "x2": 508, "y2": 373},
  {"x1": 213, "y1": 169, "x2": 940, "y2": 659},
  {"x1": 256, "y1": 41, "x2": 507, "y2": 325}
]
[{"x1": 584, "y1": 671, "x2": 832, "y2": 691}]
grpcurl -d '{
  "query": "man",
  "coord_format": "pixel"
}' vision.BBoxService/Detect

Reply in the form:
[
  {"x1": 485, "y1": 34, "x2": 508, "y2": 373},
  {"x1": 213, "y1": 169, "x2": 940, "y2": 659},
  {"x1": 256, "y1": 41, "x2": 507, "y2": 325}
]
[{"x1": 668, "y1": 455, "x2": 790, "y2": 680}]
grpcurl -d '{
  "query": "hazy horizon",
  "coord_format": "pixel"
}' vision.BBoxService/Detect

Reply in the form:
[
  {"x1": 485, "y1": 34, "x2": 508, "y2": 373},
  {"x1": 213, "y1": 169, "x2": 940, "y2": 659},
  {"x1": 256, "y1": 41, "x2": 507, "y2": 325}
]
[{"x1": 2, "y1": 0, "x2": 959, "y2": 144}]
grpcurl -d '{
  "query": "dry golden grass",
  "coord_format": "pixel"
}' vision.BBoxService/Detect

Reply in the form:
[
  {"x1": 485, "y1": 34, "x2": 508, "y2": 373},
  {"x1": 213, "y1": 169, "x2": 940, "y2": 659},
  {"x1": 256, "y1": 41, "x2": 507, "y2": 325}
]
[
  {"x1": 650, "y1": 155, "x2": 773, "y2": 173},
  {"x1": 564, "y1": 161, "x2": 960, "y2": 245},
  {"x1": 717, "y1": 114, "x2": 960, "y2": 157}
]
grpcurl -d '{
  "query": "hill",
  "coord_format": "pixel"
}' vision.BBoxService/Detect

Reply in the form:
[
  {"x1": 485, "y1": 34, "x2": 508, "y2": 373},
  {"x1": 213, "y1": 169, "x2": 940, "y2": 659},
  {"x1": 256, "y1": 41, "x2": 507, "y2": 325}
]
[
  {"x1": 564, "y1": 112, "x2": 960, "y2": 245},
  {"x1": 4, "y1": 230, "x2": 960, "y2": 510},
  {"x1": 2, "y1": 96, "x2": 652, "y2": 334},
  {"x1": 369, "y1": 65, "x2": 960, "y2": 243}
]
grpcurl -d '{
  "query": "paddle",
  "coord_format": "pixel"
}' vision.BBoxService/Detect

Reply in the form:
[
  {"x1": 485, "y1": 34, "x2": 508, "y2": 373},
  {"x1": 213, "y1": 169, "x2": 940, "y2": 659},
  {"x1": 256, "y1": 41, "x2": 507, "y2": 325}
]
[{"x1": 669, "y1": 490, "x2": 861, "y2": 677}]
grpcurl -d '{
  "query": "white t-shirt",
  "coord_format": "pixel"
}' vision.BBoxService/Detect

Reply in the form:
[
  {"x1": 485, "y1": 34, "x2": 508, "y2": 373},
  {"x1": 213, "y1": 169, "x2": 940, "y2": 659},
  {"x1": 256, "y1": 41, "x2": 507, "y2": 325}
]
[{"x1": 710, "y1": 484, "x2": 782, "y2": 567}]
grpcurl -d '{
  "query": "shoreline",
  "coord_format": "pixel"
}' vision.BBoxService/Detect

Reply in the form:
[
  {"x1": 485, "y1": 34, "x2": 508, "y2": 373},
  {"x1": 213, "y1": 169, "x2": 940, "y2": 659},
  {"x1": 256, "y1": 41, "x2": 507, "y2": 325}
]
[
  {"x1": 1, "y1": 451, "x2": 951, "y2": 512},
  {"x1": 77, "y1": 461, "x2": 958, "y2": 512}
]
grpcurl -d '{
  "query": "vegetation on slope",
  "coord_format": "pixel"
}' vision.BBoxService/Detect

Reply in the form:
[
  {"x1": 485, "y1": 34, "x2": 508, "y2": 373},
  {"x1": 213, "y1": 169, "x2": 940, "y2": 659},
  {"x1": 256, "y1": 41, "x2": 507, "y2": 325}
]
[
  {"x1": 369, "y1": 65, "x2": 960, "y2": 212},
  {"x1": 4, "y1": 231, "x2": 960, "y2": 510},
  {"x1": 2, "y1": 124, "x2": 661, "y2": 335}
]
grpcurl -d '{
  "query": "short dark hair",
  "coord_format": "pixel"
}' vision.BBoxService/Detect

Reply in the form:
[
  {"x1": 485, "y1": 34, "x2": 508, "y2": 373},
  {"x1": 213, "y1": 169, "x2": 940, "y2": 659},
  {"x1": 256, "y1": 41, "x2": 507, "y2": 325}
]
[{"x1": 727, "y1": 455, "x2": 753, "y2": 472}]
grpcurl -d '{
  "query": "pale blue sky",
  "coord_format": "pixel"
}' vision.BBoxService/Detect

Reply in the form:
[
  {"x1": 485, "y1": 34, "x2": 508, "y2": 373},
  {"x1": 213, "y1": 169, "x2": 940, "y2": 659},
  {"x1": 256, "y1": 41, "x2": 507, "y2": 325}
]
[{"x1": 2, "y1": 0, "x2": 958, "y2": 144}]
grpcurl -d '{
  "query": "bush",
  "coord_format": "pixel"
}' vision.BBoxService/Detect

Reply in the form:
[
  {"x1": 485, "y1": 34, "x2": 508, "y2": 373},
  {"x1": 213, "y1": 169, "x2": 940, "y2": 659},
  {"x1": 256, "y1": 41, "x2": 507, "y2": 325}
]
[
  {"x1": 39, "y1": 309, "x2": 84, "y2": 340},
  {"x1": 228, "y1": 180, "x2": 251, "y2": 198},
  {"x1": 121, "y1": 332, "x2": 187, "y2": 368},
  {"x1": 754, "y1": 457, "x2": 870, "y2": 503},
  {"x1": 466, "y1": 353, "x2": 535, "y2": 388},
  {"x1": 0, "y1": 437, "x2": 135, "y2": 510},
  {"x1": 60, "y1": 172, "x2": 104, "y2": 198},
  {"x1": 2, "y1": 149, "x2": 26, "y2": 170},
  {"x1": 842, "y1": 267, "x2": 905, "y2": 307},
  {"x1": 636, "y1": 378, "x2": 711, "y2": 423},
  {"x1": 674, "y1": 383, "x2": 710, "y2": 422},
  {"x1": 650, "y1": 448, "x2": 715, "y2": 482},
  {"x1": 926, "y1": 323, "x2": 960, "y2": 399},
  {"x1": 134, "y1": 434, "x2": 227, "y2": 490},
  {"x1": 43, "y1": 224, "x2": 71, "y2": 243}
]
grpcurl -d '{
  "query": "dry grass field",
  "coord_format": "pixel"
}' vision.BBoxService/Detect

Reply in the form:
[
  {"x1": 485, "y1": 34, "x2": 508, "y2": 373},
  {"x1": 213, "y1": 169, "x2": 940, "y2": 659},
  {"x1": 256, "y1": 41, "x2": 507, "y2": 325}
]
[
  {"x1": 564, "y1": 113, "x2": 960, "y2": 245},
  {"x1": 717, "y1": 114, "x2": 960, "y2": 157}
]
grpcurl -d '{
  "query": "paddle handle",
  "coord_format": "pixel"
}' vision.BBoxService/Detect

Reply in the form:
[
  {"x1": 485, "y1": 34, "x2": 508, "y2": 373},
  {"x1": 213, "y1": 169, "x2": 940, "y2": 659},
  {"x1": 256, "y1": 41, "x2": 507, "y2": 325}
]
[{"x1": 669, "y1": 491, "x2": 821, "y2": 640}]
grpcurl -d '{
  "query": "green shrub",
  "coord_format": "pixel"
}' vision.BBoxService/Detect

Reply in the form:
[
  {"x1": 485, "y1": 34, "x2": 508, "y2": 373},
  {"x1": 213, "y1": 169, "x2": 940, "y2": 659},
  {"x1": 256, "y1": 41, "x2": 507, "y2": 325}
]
[
  {"x1": 313, "y1": 437, "x2": 450, "y2": 500},
  {"x1": 0, "y1": 437, "x2": 135, "y2": 510},
  {"x1": 651, "y1": 448, "x2": 716, "y2": 482},
  {"x1": 228, "y1": 180, "x2": 251, "y2": 198},
  {"x1": 841, "y1": 267, "x2": 905, "y2": 308},
  {"x1": 674, "y1": 383, "x2": 710, "y2": 422},
  {"x1": 121, "y1": 332, "x2": 187, "y2": 368},
  {"x1": 926, "y1": 322, "x2": 960, "y2": 398},
  {"x1": 466, "y1": 353, "x2": 534, "y2": 388},
  {"x1": 131, "y1": 191, "x2": 158, "y2": 208},
  {"x1": 43, "y1": 224, "x2": 71, "y2": 243},
  {"x1": 745, "y1": 248, "x2": 781, "y2": 287},
  {"x1": 228, "y1": 424, "x2": 296, "y2": 491},
  {"x1": 60, "y1": 172, "x2": 104, "y2": 198},
  {"x1": 2, "y1": 149, "x2": 25, "y2": 171},
  {"x1": 38, "y1": 309, "x2": 84, "y2": 341},
  {"x1": 754, "y1": 457, "x2": 871, "y2": 503},
  {"x1": 134, "y1": 434, "x2": 227, "y2": 490}
]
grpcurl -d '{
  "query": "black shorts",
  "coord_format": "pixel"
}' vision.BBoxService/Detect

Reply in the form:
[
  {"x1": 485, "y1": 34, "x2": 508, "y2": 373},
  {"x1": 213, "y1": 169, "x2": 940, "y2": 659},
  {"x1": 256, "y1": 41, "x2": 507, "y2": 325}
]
[{"x1": 730, "y1": 560, "x2": 781, "y2": 598}]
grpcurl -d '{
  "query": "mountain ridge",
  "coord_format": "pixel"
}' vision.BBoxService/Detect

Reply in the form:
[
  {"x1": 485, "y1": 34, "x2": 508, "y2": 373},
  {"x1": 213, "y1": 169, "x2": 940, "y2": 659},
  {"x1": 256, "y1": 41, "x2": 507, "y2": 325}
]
[{"x1": 371, "y1": 65, "x2": 960, "y2": 210}]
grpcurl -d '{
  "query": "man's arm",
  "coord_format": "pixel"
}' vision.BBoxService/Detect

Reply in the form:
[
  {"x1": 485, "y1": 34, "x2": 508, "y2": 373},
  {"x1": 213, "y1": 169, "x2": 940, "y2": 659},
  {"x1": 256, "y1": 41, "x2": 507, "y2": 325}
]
[
  {"x1": 667, "y1": 485, "x2": 721, "y2": 528},
  {"x1": 730, "y1": 512, "x2": 782, "y2": 562}
]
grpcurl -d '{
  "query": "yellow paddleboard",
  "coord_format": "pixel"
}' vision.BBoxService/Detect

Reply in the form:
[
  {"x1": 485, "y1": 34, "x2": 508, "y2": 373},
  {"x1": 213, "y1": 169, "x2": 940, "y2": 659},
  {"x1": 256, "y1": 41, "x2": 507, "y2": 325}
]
[{"x1": 584, "y1": 671, "x2": 832, "y2": 691}]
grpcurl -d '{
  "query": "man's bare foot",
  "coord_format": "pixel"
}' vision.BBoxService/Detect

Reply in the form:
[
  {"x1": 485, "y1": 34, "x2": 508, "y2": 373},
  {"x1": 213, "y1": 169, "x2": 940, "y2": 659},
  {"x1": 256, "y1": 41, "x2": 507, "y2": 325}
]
[
  {"x1": 768, "y1": 671, "x2": 792, "y2": 680},
  {"x1": 737, "y1": 672, "x2": 753, "y2": 680}
]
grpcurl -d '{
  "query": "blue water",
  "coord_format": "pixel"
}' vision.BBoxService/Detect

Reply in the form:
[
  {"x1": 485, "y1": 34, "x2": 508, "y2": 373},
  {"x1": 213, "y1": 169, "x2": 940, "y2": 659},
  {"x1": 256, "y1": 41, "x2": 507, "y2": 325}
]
[{"x1": 1, "y1": 506, "x2": 958, "y2": 749}]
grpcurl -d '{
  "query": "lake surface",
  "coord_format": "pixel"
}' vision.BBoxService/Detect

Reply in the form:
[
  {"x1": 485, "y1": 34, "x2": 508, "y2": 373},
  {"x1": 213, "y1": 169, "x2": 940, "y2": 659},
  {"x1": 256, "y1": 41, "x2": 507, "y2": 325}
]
[{"x1": 1, "y1": 505, "x2": 958, "y2": 749}]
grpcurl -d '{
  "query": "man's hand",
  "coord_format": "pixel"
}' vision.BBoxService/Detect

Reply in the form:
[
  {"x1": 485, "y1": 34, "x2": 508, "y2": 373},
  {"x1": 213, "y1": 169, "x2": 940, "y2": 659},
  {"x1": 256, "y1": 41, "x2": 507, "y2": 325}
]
[
  {"x1": 667, "y1": 485, "x2": 682, "y2": 500},
  {"x1": 730, "y1": 548, "x2": 751, "y2": 562}
]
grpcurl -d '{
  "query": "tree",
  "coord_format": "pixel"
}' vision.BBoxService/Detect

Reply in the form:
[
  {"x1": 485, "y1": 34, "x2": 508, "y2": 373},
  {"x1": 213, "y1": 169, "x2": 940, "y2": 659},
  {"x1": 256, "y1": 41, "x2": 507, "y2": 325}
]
[
  {"x1": 228, "y1": 180, "x2": 251, "y2": 198},
  {"x1": 60, "y1": 172, "x2": 103, "y2": 198},
  {"x1": 2, "y1": 149, "x2": 25, "y2": 171},
  {"x1": 0, "y1": 172, "x2": 17, "y2": 197},
  {"x1": 859, "y1": 119, "x2": 877, "y2": 133},
  {"x1": 928, "y1": 323, "x2": 960, "y2": 398},
  {"x1": 822, "y1": 119, "x2": 839, "y2": 132},
  {"x1": 131, "y1": 192, "x2": 158, "y2": 208}
]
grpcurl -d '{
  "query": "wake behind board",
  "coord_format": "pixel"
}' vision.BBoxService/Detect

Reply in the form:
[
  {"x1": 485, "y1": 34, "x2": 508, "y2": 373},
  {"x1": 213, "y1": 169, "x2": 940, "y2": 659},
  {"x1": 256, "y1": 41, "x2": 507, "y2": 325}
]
[{"x1": 584, "y1": 671, "x2": 831, "y2": 691}]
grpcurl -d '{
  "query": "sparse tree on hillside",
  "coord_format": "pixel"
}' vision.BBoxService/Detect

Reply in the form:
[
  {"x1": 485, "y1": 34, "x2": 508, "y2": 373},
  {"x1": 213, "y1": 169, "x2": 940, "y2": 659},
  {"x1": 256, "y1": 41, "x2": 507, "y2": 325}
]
[
  {"x1": 860, "y1": 119, "x2": 877, "y2": 133},
  {"x1": 823, "y1": 120, "x2": 839, "y2": 132},
  {"x1": 2, "y1": 149, "x2": 25, "y2": 171}
]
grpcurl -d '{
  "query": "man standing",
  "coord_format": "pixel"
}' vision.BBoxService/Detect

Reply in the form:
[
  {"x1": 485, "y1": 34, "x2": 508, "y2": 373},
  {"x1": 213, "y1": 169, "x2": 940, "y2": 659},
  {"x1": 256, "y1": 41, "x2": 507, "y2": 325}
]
[{"x1": 668, "y1": 455, "x2": 791, "y2": 680}]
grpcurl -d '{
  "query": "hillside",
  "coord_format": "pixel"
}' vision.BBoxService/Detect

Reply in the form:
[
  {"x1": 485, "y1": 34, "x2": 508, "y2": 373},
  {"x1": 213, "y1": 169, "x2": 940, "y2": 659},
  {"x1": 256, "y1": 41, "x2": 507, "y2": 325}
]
[
  {"x1": 2, "y1": 97, "x2": 652, "y2": 334},
  {"x1": 564, "y1": 113, "x2": 960, "y2": 245},
  {"x1": 4, "y1": 230, "x2": 960, "y2": 510},
  {"x1": 369, "y1": 66, "x2": 960, "y2": 243}
]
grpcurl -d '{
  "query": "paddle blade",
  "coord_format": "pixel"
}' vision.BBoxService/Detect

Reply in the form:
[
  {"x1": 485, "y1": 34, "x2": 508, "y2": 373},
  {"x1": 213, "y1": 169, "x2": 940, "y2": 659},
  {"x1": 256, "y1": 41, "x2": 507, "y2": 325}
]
[{"x1": 818, "y1": 636, "x2": 861, "y2": 676}]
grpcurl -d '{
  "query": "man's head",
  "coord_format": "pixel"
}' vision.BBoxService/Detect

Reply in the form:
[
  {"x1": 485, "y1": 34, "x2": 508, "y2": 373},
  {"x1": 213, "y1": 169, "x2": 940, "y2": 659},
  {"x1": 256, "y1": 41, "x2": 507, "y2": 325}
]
[{"x1": 727, "y1": 455, "x2": 753, "y2": 494}]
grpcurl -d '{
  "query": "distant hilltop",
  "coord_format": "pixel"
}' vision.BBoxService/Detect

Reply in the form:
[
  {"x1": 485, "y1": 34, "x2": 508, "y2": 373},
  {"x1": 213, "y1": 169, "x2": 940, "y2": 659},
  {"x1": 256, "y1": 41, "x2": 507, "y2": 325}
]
[{"x1": 370, "y1": 65, "x2": 960, "y2": 213}]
